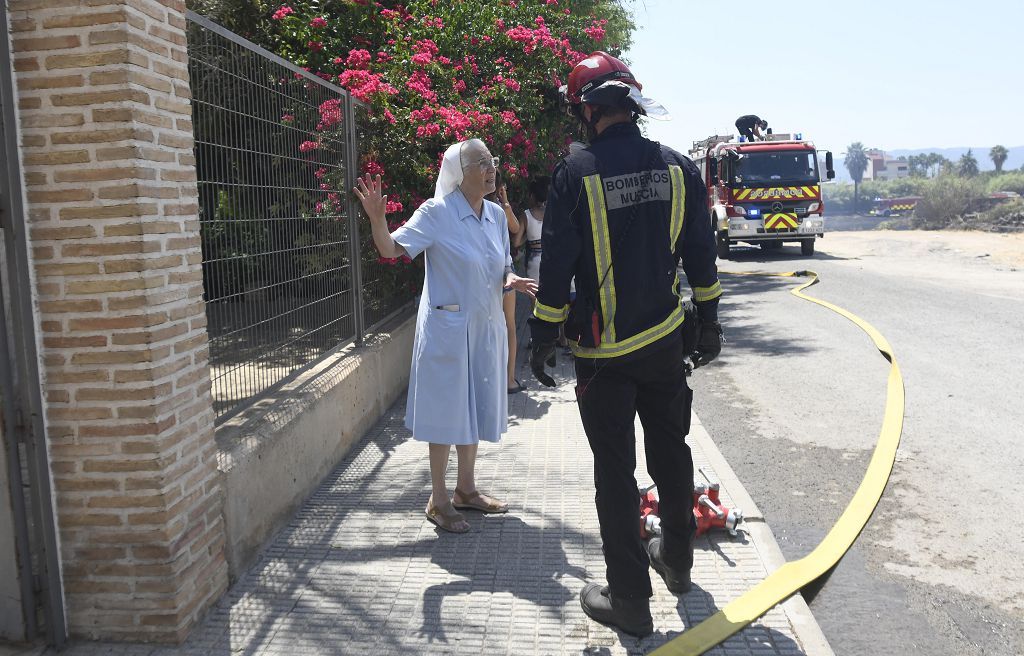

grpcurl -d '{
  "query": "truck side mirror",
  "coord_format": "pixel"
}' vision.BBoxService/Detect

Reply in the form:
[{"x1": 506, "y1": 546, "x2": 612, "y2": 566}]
[
  {"x1": 709, "y1": 156, "x2": 719, "y2": 185},
  {"x1": 825, "y1": 151, "x2": 835, "y2": 180}
]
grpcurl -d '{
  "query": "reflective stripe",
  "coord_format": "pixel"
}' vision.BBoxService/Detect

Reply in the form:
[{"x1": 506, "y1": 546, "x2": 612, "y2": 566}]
[
  {"x1": 693, "y1": 280, "x2": 723, "y2": 302},
  {"x1": 572, "y1": 303, "x2": 686, "y2": 359},
  {"x1": 764, "y1": 213, "x2": 799, "y2": 230},
  {"x1": 584, "y1": 174, "x2": 617, "y2": 343},
  {"x1": 669, "y1": 165, "x2": 686, "y2": 252},
  {"x1": 533, "y1": 301, "x2": 568, "y2": 323}
]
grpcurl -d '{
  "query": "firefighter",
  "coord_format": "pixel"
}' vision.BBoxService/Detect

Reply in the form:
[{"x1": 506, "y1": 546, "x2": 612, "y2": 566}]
[
  {"x1": 735, "y1": 114, "x2": 768, "y2": 142},
  {"x1": 528, "y1": 51, "x2": 723, "y2": 636}
]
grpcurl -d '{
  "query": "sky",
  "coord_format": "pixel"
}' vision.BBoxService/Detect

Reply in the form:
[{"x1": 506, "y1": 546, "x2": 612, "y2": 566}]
[{"x1": 624, "y1": 0, "x2": 1024, "y2": 157}]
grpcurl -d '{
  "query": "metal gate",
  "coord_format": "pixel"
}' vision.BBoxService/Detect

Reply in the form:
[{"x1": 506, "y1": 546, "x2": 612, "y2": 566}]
[{"x1": 0, "y1": 5, "x2": 66, "y2": 648}]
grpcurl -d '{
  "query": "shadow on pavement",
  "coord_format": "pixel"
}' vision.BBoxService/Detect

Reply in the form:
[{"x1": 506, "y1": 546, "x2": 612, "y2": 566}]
[
  {"x1": 419, "y1": 514, "x2": 586, "y2": 643},
  {"x1": 721, "y1": 244, "x2": 853, "y2": 264},
  {"x1": 708, "y1": 273, "x2": 817, "y2": 360}
]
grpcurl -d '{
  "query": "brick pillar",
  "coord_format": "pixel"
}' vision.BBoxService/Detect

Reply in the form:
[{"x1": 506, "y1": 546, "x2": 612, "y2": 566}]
[{"x1": 9, "y1": 0, "x2": 227, "y2": 642}]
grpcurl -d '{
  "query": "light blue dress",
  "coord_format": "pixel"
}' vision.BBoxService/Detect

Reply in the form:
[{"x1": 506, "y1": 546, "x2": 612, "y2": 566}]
[{"x1": 392, "y1": 189, "x2": 511, "y2": 444}]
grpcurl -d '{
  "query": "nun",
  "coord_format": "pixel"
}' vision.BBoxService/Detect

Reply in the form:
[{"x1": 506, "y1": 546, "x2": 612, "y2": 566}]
[{"x1": 353, "y1": 139, "x2": 537, "y2": 533}]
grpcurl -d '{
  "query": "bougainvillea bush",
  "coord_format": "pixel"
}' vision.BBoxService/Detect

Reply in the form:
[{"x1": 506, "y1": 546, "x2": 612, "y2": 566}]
[{"x1": 190, "y1": 0, "x2": 635, "y2": 306}]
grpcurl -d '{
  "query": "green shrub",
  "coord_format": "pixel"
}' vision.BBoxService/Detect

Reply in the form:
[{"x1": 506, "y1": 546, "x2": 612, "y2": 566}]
[
  {"x1": 913, "y1": 177, "x2": 984, "y2": 228},
  {"x1": 986, "y1": 172, "x2": 1024, "y2": 195}
]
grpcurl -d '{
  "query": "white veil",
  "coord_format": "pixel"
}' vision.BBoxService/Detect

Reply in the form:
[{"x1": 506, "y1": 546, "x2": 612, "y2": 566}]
[
  {"x1": 434, "y1": 140, "x2": 466, "y2": 200},
  {"x1": 433, "y1": 138, "x2": 486, "y2": 199}
]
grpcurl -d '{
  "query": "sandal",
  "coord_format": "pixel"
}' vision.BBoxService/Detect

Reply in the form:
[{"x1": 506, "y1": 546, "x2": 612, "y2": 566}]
[
  {"x1": 425, "y1": 501, "x2": 470, "y2": 533},
  {"x1": 507, "y1": 379, "x2": 526, "y2": 394},
  {"x1": 452, "y1": 488, "x2": 509, "y2": 514}
]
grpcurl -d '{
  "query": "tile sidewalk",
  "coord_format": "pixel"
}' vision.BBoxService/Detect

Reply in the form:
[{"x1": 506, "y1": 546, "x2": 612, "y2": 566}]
[{"x1": 39, "y1": 330, "x2": 833, "y2": 656}]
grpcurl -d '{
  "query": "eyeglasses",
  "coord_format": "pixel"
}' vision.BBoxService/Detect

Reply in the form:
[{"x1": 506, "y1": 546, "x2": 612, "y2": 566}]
[{"x1": 466, "y1": 156, "x2": 500, "y2": 172}]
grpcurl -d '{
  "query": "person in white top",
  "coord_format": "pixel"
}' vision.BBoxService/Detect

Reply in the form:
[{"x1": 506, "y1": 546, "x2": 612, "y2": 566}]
[
  {"x1": 486, "y1": 172, "x2": 526, "y2": 393},
  {"x1": 523, "y1": 176, "x2": 547, "y2": 283}
]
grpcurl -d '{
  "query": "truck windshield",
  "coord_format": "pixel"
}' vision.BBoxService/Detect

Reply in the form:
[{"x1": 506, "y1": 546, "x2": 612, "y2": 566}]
[{"x1": 733, "y1": 151, "x2": 818, "y2": 185}]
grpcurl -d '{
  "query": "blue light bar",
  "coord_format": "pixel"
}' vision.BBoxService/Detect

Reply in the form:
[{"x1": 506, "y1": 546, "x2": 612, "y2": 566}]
[{"x1": 748, "y1": 207, "x2": 760, "y2": 217}]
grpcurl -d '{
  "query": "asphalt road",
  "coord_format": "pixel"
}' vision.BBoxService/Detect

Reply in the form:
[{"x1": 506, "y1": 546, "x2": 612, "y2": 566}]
[{"x1": 690, "y1": 226, "x2": 1024, "y2": 656}]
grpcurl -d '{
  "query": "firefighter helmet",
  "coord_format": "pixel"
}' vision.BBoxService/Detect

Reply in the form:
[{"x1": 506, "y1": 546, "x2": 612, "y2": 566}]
[
  {"x1": 565, "y1": 51, "x2": 640, "y2": 105},
  {"x1": 560, "y1": 51, "x2": 669, "y2": 120}
]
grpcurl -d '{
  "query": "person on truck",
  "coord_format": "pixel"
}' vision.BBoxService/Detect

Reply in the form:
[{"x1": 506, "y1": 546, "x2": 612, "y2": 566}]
[
  {"x1": 529, "y1": 51, "x2": 724, "y2": 636},
  {"x1": 735, "y1": 114, "x2": 768, "y2": 142}
]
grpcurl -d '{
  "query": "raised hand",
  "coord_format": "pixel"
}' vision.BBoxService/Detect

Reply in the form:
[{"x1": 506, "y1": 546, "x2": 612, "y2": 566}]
[{"x1": 353, "y1": 173, "x2": 387, "y2": 223}]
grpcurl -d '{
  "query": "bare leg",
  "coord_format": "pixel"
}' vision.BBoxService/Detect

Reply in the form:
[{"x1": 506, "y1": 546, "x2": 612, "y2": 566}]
[
  {"x1": 427, "y1": 443, "x2": 469, "y2": 531},
  {"x1": 455, "y1": 443, "x2": 478, "y2": 493},
  {"x1": 454, "y1": 443, "x2": 508, "y2": 512},
  {"x1": 503, "y1": 291, "x2": 518, "y2": 387}
]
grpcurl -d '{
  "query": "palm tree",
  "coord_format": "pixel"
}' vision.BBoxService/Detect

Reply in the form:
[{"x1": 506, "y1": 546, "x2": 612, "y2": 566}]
[
  {"x1": 844, "y1": 142, "x2": 869, "y2": 213},
  {"x1": 958, "y1": 150, "x2": 979, "y2": 178},
  {"x1": 989, "y1": 145, "x2": 1009, "y2": 173}
]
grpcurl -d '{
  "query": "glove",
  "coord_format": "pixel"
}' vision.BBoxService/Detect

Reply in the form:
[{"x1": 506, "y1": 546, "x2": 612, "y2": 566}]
[
  {"x1": 692, "y1": 321, "x2": 723, "y2": 368},
  {"x1": 530, "y1": 341, "x2": 557, "y2": 387}
]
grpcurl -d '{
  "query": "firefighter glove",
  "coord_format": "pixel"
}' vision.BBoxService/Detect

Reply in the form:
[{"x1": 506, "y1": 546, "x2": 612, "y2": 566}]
[
  {"x1": 530, "y1": 341, "x2": 557, "y2": 388},
  {"x1": 692, "y1": 321, "x2": 723, "y2": 369}
]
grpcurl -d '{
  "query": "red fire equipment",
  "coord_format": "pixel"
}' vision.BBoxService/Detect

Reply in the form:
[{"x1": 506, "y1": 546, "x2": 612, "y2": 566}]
[{"x1": 638, "y1": 468, "x2": 744, "y2": 540}]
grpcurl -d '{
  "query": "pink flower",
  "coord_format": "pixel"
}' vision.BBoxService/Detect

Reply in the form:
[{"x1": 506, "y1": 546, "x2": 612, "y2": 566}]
[
  {"x1": 309, "y1": 16, "x2": 327, "y2": 28},
  {"x1": 307, "y1": 40, "x2": 323, "y2": 52},
  {"x1": 281, "y1": 113, "x2": 295, "y2": 123},
  {"x1": 376, "y1": 51, "x2": 392, "y2": 63},
  {"x1": 453, "y1": 79, "x2": 467, "y2": 93},
  {"x1": 346, "y1": 49, "x2": 372, "y2": 69},
  {"x1": 338, "y1": 69, "x2": 398, "y2": 102},
  {"x1": 271, "y1": 5, "x2": 294, "y2": 20},
  {"x1": 316, "y1": 98, "x2": 343, "y2": 130},
  {"x1": 314, "y1": 167, "x2": 328, "y2": 179},
  {"x1": 415, "y1": 123, "x2": 441, "y2": 138},
  {"x1": 380, "y1": 8, "x2": 400, "y2": 19},
  {"x1": 363, "y1": 161, "x2": 385, "y2": 177},
  {"x1": 546, "y1": 0, "x2": 558, "y2": 4},
  {"x1": 299, "y1": 140, "x2": 320, "y2": 152},
  {"x1": 382, "y1": 109, "x2": 397, "y2": 124},
  {"x1": 406, "y1": 71, "x2": 437, "y2": 103},
  {"x1": 385, "y1": 199, "x2": 404, "y2": 214}
]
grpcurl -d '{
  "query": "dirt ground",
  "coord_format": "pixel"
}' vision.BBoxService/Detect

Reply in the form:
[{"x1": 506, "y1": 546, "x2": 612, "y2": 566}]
[{"x1": 823, "y1": 229, "x2": 1024, "y2": 270}]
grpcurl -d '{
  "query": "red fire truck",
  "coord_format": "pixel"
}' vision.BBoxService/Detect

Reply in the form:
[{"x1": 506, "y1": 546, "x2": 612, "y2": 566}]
[
  {"x1": 689, "y1": 133, "x2": 835, "y2": 257},
  {"x1": 871, "y1": 196, "x2": 922, "y2": 216}
]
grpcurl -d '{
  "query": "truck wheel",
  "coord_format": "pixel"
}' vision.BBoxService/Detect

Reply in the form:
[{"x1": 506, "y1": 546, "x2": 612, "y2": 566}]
[
  {"x1": 801, "y1": 239, "x2": 815, "y2": 256},
  {"x1": 717, "y1": 233, "x2": 730, "y2": 259}
]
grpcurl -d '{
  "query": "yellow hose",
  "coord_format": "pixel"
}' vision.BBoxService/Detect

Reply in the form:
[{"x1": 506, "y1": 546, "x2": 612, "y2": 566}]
[{"x1": 652, "y1": 270, "x2": 904, "y2": 655}]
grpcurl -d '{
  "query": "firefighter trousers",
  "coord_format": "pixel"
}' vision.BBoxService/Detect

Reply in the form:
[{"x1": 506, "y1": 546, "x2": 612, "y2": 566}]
[{"x1": 574, "y1": 333, "x2": 696, "y2": 599}]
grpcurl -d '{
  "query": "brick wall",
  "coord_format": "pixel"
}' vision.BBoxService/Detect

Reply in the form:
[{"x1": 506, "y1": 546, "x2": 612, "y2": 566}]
[{"x1": 9, "y1": 0, "x2": 227, "y2": 642}]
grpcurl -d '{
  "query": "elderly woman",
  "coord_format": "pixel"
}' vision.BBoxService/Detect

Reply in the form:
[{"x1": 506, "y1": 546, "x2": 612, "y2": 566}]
[{"x1": 354, "y1": 139, "x2": 537, "y2": 533}]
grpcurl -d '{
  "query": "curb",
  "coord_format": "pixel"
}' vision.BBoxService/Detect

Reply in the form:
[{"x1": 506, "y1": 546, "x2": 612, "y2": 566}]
[{"x1": 689, "y1": 413, "x2": 836, "y2": 656}]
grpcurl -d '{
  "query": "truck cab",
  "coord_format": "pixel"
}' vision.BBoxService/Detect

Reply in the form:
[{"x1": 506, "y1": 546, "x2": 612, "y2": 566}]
[{"x1": 689, "y1": 134, "x2": 835, "y2": 258}]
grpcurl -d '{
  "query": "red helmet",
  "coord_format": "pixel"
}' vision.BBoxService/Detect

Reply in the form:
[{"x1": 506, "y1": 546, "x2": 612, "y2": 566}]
[{"x1": 565, "y1": 51, "x2": 641, "y2": 105}]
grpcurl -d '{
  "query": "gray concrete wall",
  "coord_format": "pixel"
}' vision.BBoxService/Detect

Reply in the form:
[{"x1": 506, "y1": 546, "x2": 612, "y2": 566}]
[
  {"x1": 0, "y1": 412, "x2": 27, "y2": 642},
  {"x1": 216, "y1": 312, "x2": 416, "y2": 577}
]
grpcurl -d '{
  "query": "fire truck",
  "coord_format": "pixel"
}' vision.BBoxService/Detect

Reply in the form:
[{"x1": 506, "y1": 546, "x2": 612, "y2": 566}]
[
  {"x1": 871, "y1": 196, "x2": 922, "y2": 216},
  {"x1": 689, "y1": 133, "x2": 835, "y2": 257}
]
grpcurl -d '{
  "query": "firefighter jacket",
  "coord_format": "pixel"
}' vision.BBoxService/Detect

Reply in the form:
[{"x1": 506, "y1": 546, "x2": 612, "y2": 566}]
[{"x1": 529, "y1": 121, "x2": 721, "y2": 359}]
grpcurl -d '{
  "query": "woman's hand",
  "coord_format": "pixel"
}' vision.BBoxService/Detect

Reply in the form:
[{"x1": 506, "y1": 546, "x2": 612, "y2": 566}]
[
  {"x1": 353, "y1": 173, "x2": 387, "y2": 223},
  {"x1": 497, "y1": 183, "x2": 510, "y2": 207},
  {"x1": 504, "y1": 272, "x2": 538, "y2": 299}
]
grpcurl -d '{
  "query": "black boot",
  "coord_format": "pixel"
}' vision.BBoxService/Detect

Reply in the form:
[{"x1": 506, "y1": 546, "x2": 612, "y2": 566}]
[
  {"x1": 647, "y1": 537, "x2": 692, "y2": 594},
  {"x1": 579, "y1": 583, "x2": 653, "y2": 637}
]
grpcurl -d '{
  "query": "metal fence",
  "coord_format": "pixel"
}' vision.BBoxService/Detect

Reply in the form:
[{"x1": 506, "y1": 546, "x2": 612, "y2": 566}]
[{"x1": 186, "y1": 13, "x2": 414, "y2": 423}]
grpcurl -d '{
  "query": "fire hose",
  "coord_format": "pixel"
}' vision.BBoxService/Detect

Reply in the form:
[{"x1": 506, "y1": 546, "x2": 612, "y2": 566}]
[{"x1": 651, "y1": 269, "x2": 905, "y2": 656}]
